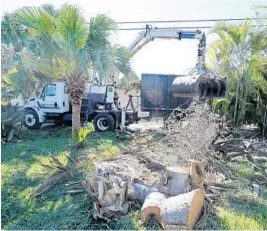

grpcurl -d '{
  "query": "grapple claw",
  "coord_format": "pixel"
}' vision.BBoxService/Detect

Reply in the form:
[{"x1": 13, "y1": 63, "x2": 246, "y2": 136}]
[{"x1": 171, "y1": 73, "x2": 228, "y2": 98}]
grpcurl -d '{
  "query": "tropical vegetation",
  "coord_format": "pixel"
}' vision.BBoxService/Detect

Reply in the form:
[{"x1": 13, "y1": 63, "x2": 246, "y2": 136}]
[
  {"x1": 208, "y1": 20, "x2": 267, "y2": 135},
  {"x1": 1, "y1": 4, "x2": 132, "y2": 137}
]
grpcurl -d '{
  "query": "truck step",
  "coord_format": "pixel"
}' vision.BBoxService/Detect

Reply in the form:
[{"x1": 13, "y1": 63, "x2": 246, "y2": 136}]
[
  {"x1": 81, "y1": 98, "x2": 91, "y2": 115},
  {"x1": 82, "y1": 98, "x2": 90, "y2": 105},
  {"x1": 46, "y1": 113, "x2": 60, "y2": 117}
]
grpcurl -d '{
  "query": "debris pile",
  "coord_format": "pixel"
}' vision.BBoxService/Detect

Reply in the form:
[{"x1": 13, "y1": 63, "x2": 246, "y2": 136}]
[
  {"x1": 67, "y1": 160, "x2": 206, "y2": 229},
  {"x1": 102, "y1": 100, "x2": 223, "y2": 183},
  {"x1": 77, "y1": 99, "x2": 224, "y2": 229},
  {"x1": 35, "y1": 98, "x2": 267, "y2": 229}
]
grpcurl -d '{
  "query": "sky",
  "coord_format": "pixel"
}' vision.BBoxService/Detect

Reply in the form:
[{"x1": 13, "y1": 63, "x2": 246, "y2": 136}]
[{"x1": 1, "y1": 0, "x2": 266, "y2": 77}]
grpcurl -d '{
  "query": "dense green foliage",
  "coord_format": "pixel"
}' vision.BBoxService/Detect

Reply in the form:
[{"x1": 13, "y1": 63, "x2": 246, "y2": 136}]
[{"x1": 208, "y1": 20, "x2": 267, "y2": 135}]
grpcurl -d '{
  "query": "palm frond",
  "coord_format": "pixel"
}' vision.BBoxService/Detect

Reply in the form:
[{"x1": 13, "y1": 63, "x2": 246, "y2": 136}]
[
  {"x1": 113, "y1": 45, "x2": 131, "y2": 76},
  {"x1": 16, "y1": 7, "x2": 54, "y2": 34},
  {"x1": 16, "y1": 7, "x2": 59, "y2": 57},
  {"x1": 249, "y1": 28, "x2": 267, "y2": 54},
  {"x1": 40, "y1": 4, "x2": 59, "y2": 17},
  {"x1": 86, "y1": 14, "x2": 117, "y2": 50},
  {"x1": 1, "y1": 12, "x2": 27, "y2": 47},
  {"x1": 56, "y1": 5, "x2": 87, "y2": 50},
  {"x1": 213, "y1": 20, "x2": 251, "y2": 46}
]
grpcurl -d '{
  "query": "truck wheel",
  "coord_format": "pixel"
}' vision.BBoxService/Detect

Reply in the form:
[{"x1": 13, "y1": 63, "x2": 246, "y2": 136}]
[
  {"x1": 93, "y1": 113, "x2": 115, "y2": 132},
  {"x1": 23, "y1": 109, "x2": 41, "y2": 129}
]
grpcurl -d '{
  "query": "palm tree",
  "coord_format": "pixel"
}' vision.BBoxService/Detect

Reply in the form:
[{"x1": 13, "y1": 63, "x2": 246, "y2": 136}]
[
  {"x1": 16, "y1": 5, "x2": 131, "y2": 137},
  {"x1": 1, "y1": 12, "x2": 51, "y2": 101},
  {"x1": 209, "y1": 21, "x2": 267, "y2": 134}
]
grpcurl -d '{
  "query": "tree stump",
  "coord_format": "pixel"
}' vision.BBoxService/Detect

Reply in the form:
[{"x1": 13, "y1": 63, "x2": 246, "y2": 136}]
[
  {"x1": 141, "y1": 192, "x2": 166, "y2": 222},
  {"x1": 189, "y1": 160, "x2": 205, "y2": 190},
  {"x1": 161, "y1": 189, "x2": 204, "y2": 230},
  {"x1": 166, "y1": 166, "x2": 190, "y2": 195}
]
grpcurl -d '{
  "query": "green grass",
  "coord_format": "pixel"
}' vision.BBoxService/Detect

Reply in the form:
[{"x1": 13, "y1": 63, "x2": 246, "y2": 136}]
[
  {"x1": 211, "y1": 159, "x2": 267, "y2": 230},
  {"x1": 2, "y1": 127, "x2": 267, "y2": 230},
  {"x1": 1, "y1": 127, "x2": 136, "y2": 230},
  {"x1": 218, "y1": 207, "x2": 266, "y2": 230},
  {"x1": 216, "y1": 188, "x2": 267, "y2": 230}
]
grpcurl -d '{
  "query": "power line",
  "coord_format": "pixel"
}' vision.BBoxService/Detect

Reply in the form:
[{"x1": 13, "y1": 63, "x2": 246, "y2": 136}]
[
  {"x1": 116, "y1": 25, "x2": 267, "y2": 31},
  {"x1": 3, "y1": 17, "x2": 266, "y2": 27},
  {"x1": 115, "y1": 17, "x2": 265, "y2": 24},
  {"x1": 1, "y1": 24, "x2": 266, "y2": 32},
  {"x1": 2, "y1": 16, "x2": 267, "y2": 32}
]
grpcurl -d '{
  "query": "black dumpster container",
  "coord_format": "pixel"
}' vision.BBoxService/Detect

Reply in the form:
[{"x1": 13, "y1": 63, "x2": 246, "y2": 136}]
[{"x1": 141, "y1": 73, "x2": 191, "y2": 112}]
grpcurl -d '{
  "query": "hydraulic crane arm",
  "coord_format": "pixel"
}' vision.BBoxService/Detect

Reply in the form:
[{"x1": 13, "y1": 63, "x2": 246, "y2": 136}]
[
  {"x1": 116, "y1": 25, "x2": 227, "y2": 99},
  {"x1": 128, "y1": 25, "x2": 206, "y2": 73}
]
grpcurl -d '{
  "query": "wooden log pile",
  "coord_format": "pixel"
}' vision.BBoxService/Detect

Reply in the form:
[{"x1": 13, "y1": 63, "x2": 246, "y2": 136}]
[
  {"x1": 68, "y1": 161, "x2": 207, "y2": 229},
  {"x1": 137, "y1": 161, "x2": 206, "y2": 230}
]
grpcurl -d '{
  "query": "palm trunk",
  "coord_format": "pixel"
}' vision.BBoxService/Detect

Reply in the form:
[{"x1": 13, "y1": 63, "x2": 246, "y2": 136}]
[
  {"x1": 239, "y1": 80, "x2": 246, "y2": 123},
  {"x1": 233, "y1": 80, "x2": 239, "y2": 123},
  {"x1": 263, "y1": 103, "x2": 267, "y2": 137},
  {"x1": 66, "y1": 73, "x2": 86, "y2": 139},
  {"x1": 72, "y1": 100, "x2": 82, "y2": 137}
]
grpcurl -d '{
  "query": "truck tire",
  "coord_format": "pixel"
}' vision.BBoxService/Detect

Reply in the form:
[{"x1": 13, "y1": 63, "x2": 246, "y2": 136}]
[
  {"x1": 93, "y1": 113, "x2": 115, "y2": 132},
  {"x1": 23, "y1": 109, "x2": 41, "y2": 129}
]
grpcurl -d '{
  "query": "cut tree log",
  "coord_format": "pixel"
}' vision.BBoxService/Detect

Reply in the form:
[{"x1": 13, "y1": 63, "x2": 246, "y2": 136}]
[
  {"x1": 141, "y1": 192, "x2": 166, "y2": 222},
  {"x1": 189, "y1": 160, "x2": 205, "y2": 190},
  {"x1": 129, "y1": 183, "x2": 159, "y2": 203},
  {"x1": 166, "y1": 166, "x2": 190, "y2": 195},
  {"x1": 161, "y1": 189, "x2": 204, "y2": 230}
]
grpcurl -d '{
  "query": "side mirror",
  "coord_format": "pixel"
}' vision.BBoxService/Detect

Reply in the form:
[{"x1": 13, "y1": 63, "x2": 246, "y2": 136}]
[{"x1": 39, "y1": 85, "x2": 46, "y2": 98}]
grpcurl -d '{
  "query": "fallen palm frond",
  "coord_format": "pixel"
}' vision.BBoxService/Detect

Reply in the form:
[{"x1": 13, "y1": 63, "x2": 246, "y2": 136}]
[
  {"x1": 33, "y1": 154, "x2": 95, "y2": 197},
  {"x1": 1, "y1": 103, "x2": 24, "y2": 143}
]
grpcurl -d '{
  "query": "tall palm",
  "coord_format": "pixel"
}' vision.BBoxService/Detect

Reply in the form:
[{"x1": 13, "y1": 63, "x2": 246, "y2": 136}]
[{"x1": 16, "y1": 5, "x2": 131, "y2": 137}]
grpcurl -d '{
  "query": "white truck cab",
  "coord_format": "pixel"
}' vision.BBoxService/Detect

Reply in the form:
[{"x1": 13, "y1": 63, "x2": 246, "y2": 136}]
[
  {"x1": 22, "y1": 82, "x2": 69, "y2": 129},
  {"x1": 38, "y1": 82, "x2": 69, "y2": 113}
]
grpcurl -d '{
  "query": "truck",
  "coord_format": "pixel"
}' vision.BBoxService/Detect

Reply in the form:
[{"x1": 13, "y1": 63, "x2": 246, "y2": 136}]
[
  {"x1": 21, "y1": 25, "x2": 228, "y2": 131},
  {"x1": 22, "y1": 82, "x2": 139, "y2": 131}
]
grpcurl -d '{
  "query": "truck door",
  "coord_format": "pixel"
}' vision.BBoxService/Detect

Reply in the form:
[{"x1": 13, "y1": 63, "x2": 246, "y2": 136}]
[
  {"x1": 62, "y1": 84, "x2": 70, "y2": 112},
  {"x1": 38, "y1": 83, "x2": 61, "y2": 112}
]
